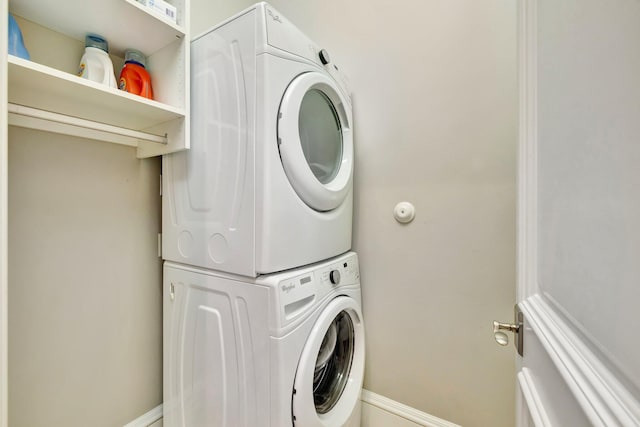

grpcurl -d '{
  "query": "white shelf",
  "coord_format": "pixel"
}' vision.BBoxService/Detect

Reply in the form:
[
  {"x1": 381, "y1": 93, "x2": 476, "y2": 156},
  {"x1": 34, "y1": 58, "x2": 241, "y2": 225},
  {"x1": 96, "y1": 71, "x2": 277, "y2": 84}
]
[
  {"x1": 6, "y1": 0, "x2": 189, "y2": 158},
  {"x1": 9, "y1": 0, "x2": 185, "y2": 57},
  {"x1": 8, "y1": 55, "x2": 185, "y2": 131}
]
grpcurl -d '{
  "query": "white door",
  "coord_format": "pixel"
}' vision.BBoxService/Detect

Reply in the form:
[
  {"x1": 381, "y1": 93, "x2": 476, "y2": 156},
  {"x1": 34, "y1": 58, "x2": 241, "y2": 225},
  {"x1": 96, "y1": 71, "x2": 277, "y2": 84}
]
[
  {"x1": 278, "y1": 72, "x2": 353, "y2": 212},
  {"x1": 511, "y1": 0, "x2": 640, "y2": 425}
]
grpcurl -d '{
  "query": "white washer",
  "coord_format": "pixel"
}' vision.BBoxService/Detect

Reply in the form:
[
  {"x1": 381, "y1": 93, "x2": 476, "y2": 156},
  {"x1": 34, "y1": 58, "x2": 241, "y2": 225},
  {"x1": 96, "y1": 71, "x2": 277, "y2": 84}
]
[
  {"x1": 162, "y1": 2, "x2": 354, "y2": 276},
  {"x1": 163, "y1": 252, "x2": 365, "y2": 427}
]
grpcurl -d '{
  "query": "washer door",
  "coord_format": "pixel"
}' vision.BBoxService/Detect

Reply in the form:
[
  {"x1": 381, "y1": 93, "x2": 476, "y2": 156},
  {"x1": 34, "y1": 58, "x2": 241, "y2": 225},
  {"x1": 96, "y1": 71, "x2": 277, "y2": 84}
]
[
  {"x1": 292, "y1": 296, "x2": 365, "y2": 426},
  {"x1": 278, "y1": 72, "x2": 353, "y2": 212}
]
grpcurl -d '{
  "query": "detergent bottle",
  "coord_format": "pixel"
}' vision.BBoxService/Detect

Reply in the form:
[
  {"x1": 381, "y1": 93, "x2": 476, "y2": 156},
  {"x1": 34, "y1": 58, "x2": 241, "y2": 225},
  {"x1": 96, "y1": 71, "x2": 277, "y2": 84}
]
[
  {"x1": 118, "y1": 49, "x2": 154, "y2": 100},
  {"x1": 78, "y1": 34, "x2": 117, "y2": 88},
  {"x1": 8, "y1": 13, "x2": 30, "y2": 60}
]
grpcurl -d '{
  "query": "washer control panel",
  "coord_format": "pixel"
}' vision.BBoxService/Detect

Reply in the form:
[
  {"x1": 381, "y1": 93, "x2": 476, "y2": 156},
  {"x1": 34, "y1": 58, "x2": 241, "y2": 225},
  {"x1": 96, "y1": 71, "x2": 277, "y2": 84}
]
[
  {"x1": 316, "y1": 254, "x2": 359, "y2": 288},
  {"x1": 273, "y1": 253, "x2": 359, "y2": 323}
]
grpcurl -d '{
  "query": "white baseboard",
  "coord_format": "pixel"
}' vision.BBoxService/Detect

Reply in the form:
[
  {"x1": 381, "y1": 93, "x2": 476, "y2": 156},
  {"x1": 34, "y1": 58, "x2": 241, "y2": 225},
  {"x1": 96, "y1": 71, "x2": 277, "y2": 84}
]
[
  {"x1": 361, "y1": 390, "x2": 460, "y2": 427},
  {"x1": 131, "y1": 393, "x2": 457, "y2": 427},
  {"x1": 123, "y1": 404, "x2": 163, "y2": 427}
]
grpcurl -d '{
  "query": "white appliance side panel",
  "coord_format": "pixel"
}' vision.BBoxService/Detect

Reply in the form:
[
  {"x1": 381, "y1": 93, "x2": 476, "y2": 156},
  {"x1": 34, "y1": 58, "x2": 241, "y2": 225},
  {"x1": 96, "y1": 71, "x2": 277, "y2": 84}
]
[
  {"x1": 163, "y1": 9, "x2": 257, "y2": 276},
  {"x1": 254, "y1": 55, "x2": 353, "y2": 274},
  {"x1": 163, "y1": 265, "x2": 271, "y2": 427}
]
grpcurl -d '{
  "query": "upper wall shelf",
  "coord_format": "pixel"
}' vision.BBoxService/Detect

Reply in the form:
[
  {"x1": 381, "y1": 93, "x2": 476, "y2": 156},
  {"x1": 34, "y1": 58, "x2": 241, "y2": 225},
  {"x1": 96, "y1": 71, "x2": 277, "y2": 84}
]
[
  {"x1": 6, "y1": 0, "x2": 190, "y2": 158},
  {"x1": 9, "y1": 0, "x2": 185, "y2": 56}
]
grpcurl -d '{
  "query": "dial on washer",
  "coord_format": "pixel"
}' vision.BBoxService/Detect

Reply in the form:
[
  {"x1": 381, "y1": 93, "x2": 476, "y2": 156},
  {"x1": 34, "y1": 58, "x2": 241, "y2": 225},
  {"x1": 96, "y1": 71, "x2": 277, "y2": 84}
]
[
  {"x1": 319, "y1": 49, "x2": 330, "y2": 65},
  {"x1": 329, "y1": 270, "x2": 341, "y2": 285}
]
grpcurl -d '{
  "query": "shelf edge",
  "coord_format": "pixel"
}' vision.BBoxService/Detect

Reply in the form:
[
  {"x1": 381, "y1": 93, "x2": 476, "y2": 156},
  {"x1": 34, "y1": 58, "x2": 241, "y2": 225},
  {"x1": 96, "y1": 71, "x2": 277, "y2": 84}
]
[{"x1": 9, "y1": 103, "x2": 168, "y2": 147}]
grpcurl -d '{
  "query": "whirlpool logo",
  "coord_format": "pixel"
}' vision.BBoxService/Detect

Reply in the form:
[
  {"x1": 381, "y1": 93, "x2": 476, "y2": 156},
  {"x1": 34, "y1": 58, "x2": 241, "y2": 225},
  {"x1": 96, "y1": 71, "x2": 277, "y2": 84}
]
[
  {"x1": 281, "y1": 283, "x2": 296, "y2": 293},
  {"x1": 267, "y1": 9, "x2": 282, "y2": 23}
]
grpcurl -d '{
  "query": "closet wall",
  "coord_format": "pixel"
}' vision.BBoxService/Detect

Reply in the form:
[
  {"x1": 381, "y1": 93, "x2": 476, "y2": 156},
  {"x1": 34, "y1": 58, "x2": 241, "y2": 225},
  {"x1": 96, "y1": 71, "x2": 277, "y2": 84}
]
[{"x1": 191, "y1": 1, "x2": 518, "y2": 426}]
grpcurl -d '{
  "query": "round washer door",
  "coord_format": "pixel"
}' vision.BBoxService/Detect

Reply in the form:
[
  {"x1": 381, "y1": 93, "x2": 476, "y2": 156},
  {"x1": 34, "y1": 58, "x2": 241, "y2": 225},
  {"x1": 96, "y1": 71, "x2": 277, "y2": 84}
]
[
  {"x1": 292, "y1": 296, "x2": 365, "y2": 427},
  {"x1": 278, "y1": 72, "x2": 353, "y2": 212}
]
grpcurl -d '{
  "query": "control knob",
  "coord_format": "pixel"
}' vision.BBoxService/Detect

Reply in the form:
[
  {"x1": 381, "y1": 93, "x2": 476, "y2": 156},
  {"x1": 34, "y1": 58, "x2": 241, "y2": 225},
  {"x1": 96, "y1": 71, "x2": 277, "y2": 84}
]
[
  {"x1": 319, "y1": 49, "x2": 330, "y2": 65},
  {"x1": 329, "y1": 269, "x2": 341, "y2": 285}
]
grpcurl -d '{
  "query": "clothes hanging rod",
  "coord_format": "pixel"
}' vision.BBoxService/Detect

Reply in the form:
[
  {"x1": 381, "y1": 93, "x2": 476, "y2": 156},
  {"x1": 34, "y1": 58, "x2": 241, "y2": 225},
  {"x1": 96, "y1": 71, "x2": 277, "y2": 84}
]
[{"x1": 8, "y1": 103, "x2": 168, "y2": 145}]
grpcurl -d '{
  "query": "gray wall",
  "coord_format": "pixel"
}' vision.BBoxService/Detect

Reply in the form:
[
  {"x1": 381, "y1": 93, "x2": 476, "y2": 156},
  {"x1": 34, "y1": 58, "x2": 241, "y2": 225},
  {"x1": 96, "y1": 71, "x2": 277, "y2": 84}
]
[
  {"x1": 8, "y1": 129, "x2": 162, "y2": 427},
  {"x1": 192, "y1": 1, "x2": 518, "y2": 426}
]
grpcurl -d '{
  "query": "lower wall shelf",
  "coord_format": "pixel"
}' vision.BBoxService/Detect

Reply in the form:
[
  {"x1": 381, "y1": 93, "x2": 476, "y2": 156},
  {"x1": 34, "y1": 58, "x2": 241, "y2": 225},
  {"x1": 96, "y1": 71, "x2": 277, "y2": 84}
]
[{"x1": 9, "y1": 103, "x2": 168, "y2": 147}]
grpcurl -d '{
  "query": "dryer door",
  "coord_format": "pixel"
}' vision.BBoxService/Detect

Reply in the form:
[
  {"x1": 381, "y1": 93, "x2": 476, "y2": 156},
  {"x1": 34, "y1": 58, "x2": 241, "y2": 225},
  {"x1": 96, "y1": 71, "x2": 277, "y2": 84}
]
[
  {"x1": 292, "y1": 296, "x2": 365, "y2": 427},
  {"x1": 278, "y1": 72, "x2": 353, "y2": 212}
]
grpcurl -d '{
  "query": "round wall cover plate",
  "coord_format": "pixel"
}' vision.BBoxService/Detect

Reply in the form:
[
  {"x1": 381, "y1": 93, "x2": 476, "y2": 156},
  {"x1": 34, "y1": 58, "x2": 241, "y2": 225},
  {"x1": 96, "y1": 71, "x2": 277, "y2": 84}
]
[{"x1": 394, "y1": 202, "x2": 415, "y2": 224}]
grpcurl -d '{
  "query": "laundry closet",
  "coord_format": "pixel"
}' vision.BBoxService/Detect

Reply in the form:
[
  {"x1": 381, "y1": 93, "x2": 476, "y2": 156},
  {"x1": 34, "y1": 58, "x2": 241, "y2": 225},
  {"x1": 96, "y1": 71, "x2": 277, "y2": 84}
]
[{"x1": 1, "y1": 1, "x2": 519, "y2": 427}]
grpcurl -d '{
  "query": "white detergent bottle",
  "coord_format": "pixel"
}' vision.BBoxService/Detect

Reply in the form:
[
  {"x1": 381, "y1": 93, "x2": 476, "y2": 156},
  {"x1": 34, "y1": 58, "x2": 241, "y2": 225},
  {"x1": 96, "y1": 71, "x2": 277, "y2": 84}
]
[{"x1": 78, "y1": 34, "x2": 117, "y2": 88}]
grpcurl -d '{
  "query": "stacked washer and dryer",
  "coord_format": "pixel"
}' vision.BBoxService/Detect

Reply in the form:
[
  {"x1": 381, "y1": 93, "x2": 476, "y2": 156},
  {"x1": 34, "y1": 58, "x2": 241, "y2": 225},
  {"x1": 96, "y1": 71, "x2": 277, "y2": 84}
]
[{"x1": 161, "y1": 3, "x2": 365, "y2": 427}]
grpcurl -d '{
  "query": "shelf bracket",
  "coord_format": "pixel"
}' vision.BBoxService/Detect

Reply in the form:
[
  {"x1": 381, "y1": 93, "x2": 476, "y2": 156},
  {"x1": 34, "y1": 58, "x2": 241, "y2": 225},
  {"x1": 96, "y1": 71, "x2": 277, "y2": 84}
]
[{"x1": 8, "y1": 103, "x2": 168, "y2": 147}]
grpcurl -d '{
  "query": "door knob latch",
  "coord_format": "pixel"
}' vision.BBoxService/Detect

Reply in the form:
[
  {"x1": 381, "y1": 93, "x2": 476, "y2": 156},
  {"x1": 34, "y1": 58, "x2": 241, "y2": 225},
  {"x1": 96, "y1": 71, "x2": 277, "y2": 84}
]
[{"x1": 493, "y1": 304, "x2": 524, "y2": 356}]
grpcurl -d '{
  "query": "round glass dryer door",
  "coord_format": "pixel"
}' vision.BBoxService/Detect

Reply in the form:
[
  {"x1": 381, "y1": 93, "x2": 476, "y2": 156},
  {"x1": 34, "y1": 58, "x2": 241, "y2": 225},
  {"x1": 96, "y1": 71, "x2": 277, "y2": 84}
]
[
  {"x1": 278, "y1": 72, "x2": 353, "y2": 212},
  {"x1": 292, "y1": 297, "x2": 365, "y2": 426}
]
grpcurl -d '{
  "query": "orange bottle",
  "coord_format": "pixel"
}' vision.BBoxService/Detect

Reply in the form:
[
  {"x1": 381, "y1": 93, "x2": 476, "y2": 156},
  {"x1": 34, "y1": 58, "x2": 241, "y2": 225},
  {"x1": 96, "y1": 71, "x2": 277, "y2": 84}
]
[{"x1": 119, "y1": 49, "x2": 154, "y2": 100}]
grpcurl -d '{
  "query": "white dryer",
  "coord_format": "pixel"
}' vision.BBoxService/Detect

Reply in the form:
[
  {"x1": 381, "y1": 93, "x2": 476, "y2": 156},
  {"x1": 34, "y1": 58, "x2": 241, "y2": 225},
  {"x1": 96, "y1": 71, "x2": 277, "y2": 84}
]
[
  {"x1": 162, "y1": 2, "x2": 354, "y2": 276},
  {"x1": 163, "y1": 252, "x2": 365, "y2": 427}
]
